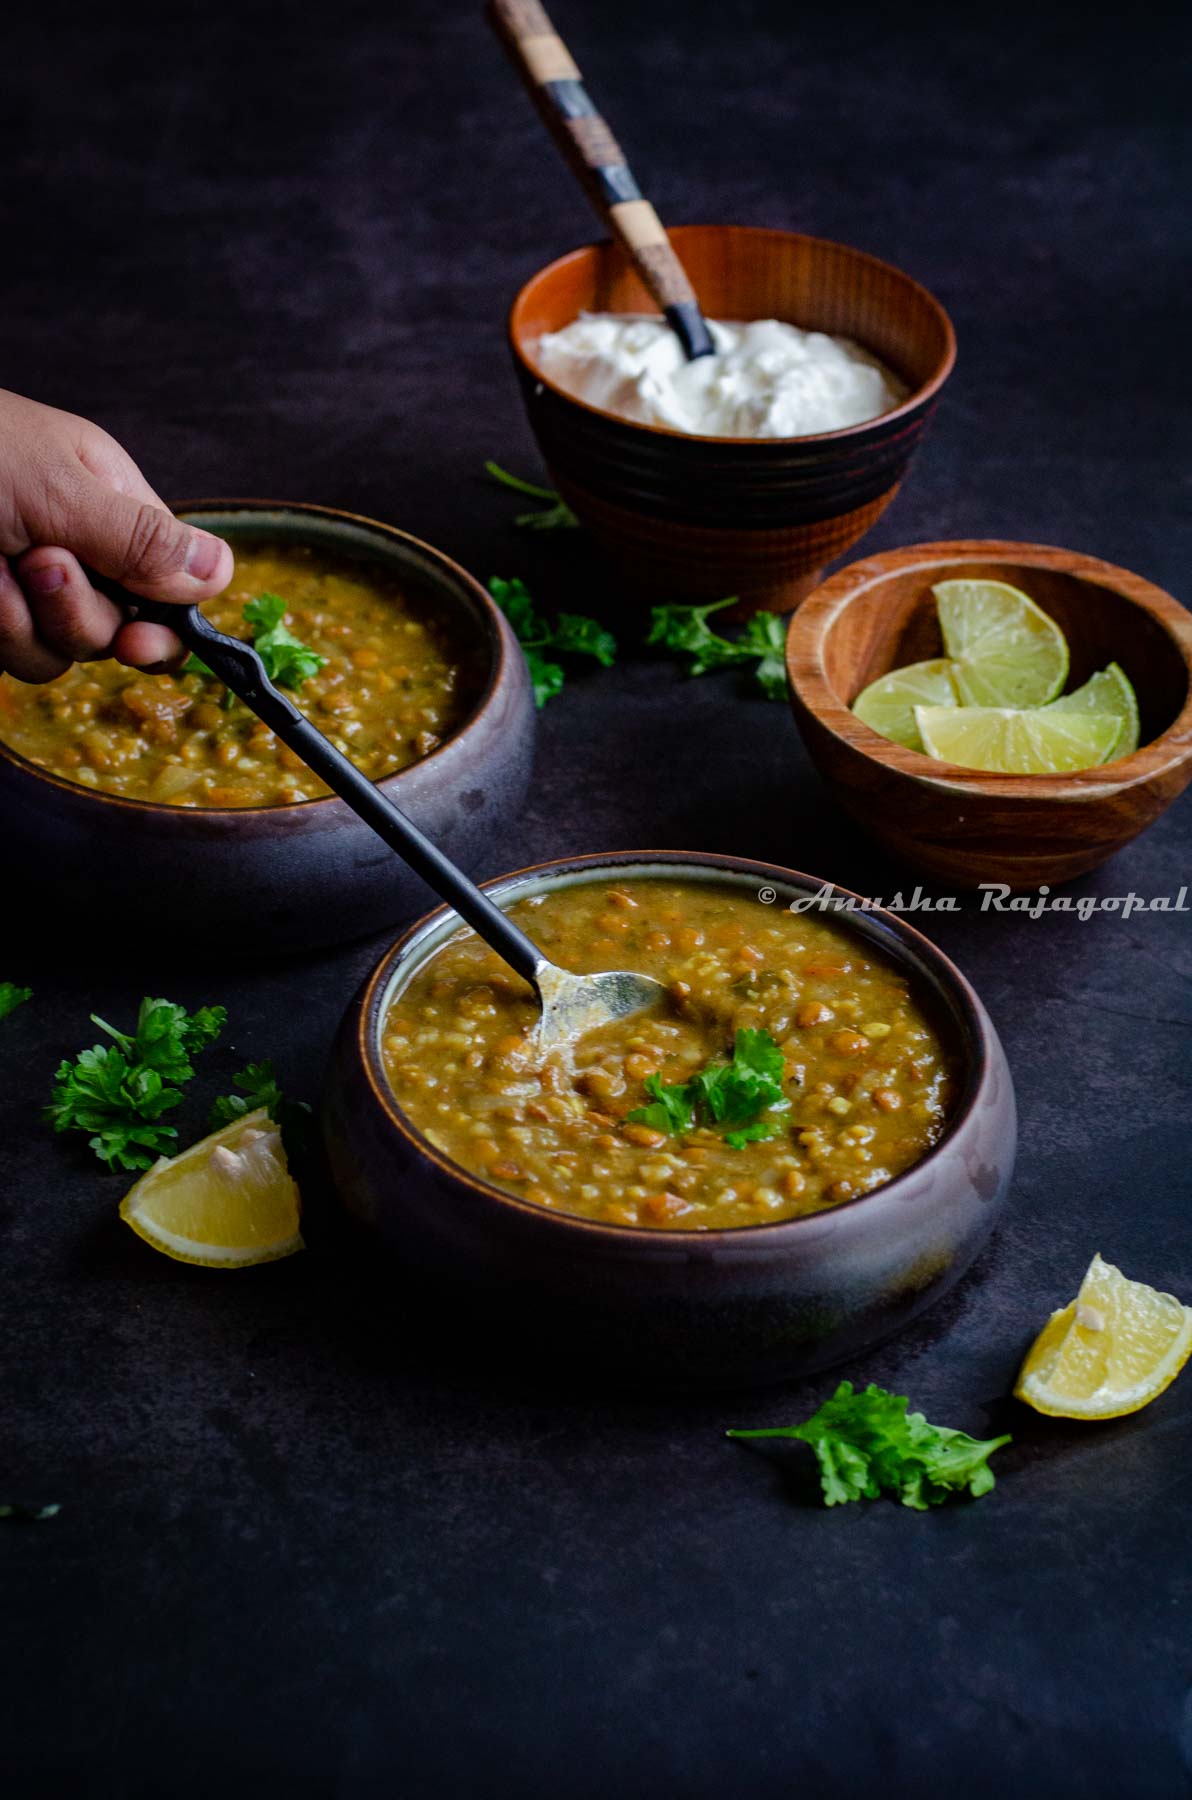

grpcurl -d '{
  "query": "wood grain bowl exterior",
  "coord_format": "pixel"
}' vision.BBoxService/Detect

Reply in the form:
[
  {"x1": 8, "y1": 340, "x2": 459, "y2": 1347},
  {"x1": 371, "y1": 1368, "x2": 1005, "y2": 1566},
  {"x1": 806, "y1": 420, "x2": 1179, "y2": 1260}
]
[
  {"x1": 0, "y1": 504, "x2": 535, "y2": 954},
  {"x1": 508, "y1": 225, "x2": 956, "y2": 614},
  {"x1": 322, "y1": 852, "x2": 1015, "y2": 1390},
  {"x1": 786, "y1": 541, "x2": 1192, "y2": 888}
]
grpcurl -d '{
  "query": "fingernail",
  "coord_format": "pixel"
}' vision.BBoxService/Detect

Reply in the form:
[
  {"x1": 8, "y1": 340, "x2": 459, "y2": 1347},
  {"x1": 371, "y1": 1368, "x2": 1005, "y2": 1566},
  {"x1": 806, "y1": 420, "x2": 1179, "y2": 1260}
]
[
  {"x1": 185, "y1": 533, "x2": 224, "y2": 581},
  {"x1": 26, "y1": 564, "x2": 66, "y2": 595}
]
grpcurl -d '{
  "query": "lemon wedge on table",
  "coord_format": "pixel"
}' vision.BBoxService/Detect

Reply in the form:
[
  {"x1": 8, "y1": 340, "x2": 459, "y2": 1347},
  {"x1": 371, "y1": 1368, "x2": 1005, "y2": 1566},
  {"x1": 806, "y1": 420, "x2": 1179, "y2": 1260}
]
[
  {"x1": 914, "y1": 704, "x2": 1122, "y2": 774},
  {"x1": 851, "y1": 657, "x2": 960, "y2": 750},
  {"x1": 119, "y1": 1108, "x2": 304, "y2": 1267},
  {"x1": 935, "y1": 578, "x2": 1069, "y2": 708},
  {"x1": 1015, "y1": 1254, "x2": 1192, "y2": 1419}
]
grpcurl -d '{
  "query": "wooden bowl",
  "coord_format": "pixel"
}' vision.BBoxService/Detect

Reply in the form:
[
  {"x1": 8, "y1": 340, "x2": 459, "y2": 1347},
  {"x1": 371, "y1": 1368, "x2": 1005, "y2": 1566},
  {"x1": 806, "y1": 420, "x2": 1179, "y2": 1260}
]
[
  {"x1": 786, "y1": 540, "x2": 1192, "y2": 888},
  {"x1": 323, "y1": 851, "x2": 1015, "y2": 1389},
  {"x1": 508, "y1": 224, "x2": 955, "y2": 615}
]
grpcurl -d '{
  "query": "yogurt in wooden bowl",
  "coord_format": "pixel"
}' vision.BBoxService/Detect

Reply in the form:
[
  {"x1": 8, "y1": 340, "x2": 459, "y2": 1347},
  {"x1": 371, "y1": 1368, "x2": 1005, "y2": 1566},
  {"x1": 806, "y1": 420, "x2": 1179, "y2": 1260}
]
[{"x1": 508, "y1": 225, "x2": 955, "y2": 616}]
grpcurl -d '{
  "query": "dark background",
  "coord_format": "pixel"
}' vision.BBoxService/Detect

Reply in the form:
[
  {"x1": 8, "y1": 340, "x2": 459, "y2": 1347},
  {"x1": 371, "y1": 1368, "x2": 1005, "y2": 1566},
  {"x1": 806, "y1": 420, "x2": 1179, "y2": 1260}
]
[{"x1": 3, "y1": 2, "x2": 1191, "y2": 1794}]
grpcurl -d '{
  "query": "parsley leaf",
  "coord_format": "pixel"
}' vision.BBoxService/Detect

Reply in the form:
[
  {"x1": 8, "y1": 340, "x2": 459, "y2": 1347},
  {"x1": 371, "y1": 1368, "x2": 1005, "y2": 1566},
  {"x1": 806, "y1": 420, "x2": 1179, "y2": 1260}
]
[
  {"x1": 628, "y1": 1073, "x2": 696, "y2": 1136},
  {"x1": 488, "y1": 575, "x2": 545, "y2": 643},
  {"x1": 489, "y1": 576, "x2": 617, "y2": 707},
  {"x1": 45, "y1": 1047, "x2": 184, "y2": 1171},
  {"x1": 727, "y1": 1382, "x2": 1012, "y2": 1510},
  {"x1": 723, "y1": 1118, "x2": 785, "y2": 1148},
  {"x1": 0, "y1": 1501, "x2": 60, "y2": 1522},
  {"x1": 243, "y1": 593, "x2": 328, "y2": 688},
  {"x1": 184, "y1": 592, "x2": 326, "y2": 692},
  {"x1": 46, "y1": 998, "x2": 226, "y2": 1171},
  {"x1": 647, "y1": 598, "x2": 787, "y2": 700},
  {"x1": 485, "y1": 461, "x2": 579, "y2": 531},
  {"x1": 647, "y1": 596, "x2": 742, "y2": 671},
  {"x1": 734, "y1": 612, "x2": 788, "y2": 701},
  {"x1": 627, "y1": 1028, "x2": 789, "y2": 1147},
  {"x1": 0, "y1": 983, "x2": 32, "y2": 1021},
  {"x1": 526, "y1": 655, "x2": 565, "y2": 708},
  {"x1": 89, "y1": 997, "x2": 228, "y2": 1086},
  {"x1": 210, "y1": 1059, "x2": 313, "y2": 1159},
  {"x1": 552, "y1": 612, "x2": 617, "y2": 667}
]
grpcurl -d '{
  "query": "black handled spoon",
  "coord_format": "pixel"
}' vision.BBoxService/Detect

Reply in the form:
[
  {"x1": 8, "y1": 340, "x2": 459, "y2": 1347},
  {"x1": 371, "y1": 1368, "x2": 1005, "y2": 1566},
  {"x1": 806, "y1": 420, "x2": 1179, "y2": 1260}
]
[{"x1": 101, "y1": 585, "x2": 665, "y2": 1046}]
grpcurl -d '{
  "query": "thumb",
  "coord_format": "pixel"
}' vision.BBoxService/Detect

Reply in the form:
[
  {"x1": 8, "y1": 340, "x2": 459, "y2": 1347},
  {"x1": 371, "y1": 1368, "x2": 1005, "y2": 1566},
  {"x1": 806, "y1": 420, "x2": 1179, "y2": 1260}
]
[{"x1": 63, "y1": 474, "x2": 232, "y2": 602}]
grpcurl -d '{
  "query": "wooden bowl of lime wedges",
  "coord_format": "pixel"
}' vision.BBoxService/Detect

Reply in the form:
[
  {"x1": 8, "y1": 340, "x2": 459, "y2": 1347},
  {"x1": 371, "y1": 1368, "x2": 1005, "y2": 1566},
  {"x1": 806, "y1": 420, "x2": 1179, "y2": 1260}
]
[{"x1": 786, "y1": 541, "x2": 1192, "y2": 888}]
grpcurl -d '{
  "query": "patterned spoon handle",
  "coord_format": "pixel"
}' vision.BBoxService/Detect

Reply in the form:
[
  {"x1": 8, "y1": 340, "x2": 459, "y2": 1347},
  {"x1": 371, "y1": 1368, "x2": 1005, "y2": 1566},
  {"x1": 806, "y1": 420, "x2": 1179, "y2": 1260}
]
[{"x1": 487, "y1": 0, "x2": 715, "y2": 360}]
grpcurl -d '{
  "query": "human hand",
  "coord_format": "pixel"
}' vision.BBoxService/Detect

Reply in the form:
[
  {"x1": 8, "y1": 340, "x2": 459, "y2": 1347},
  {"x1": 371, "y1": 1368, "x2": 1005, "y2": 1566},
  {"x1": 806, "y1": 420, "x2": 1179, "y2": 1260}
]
[{"x1": 0, "y1": 388, "x2": 233, "y2": 681}]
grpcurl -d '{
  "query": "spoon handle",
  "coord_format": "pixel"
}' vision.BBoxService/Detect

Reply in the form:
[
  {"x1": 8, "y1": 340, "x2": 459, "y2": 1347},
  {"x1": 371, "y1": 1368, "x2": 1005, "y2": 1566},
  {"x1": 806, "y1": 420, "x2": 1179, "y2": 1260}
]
[
  {"x1": 104, "y1": 588, "x2": 547, "y2": 986},
  {"x1": 487, "y1": 0, "x2": 714, "y2": 361}
]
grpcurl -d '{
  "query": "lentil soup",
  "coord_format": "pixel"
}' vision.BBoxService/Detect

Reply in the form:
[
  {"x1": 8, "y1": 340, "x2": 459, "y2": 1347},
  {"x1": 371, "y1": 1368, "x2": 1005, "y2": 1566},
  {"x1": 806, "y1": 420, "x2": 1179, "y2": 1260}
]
[
  {"x1": 381, "y1": 878, "x2": 958, "y2": 1230},
  {"x1": 0, "y1": 541, "x2": 479, "y2": 806}
]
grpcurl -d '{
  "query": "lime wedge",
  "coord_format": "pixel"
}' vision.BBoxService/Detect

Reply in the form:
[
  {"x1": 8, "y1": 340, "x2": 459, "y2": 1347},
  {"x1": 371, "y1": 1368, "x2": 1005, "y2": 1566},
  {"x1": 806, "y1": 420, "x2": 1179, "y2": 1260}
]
[
  {"x1": 852, "y1": 658, "x2": 960, "y2": 749},
  {"x1": 934, "y1": 579, "x2": 1069, "y2": 708},
  {"x1": 1044, "y1": 662, "x2": 1139, "y2": 759},
  {"x1": 914, "y1": 705, "x2": 1123, "y2": 774}
]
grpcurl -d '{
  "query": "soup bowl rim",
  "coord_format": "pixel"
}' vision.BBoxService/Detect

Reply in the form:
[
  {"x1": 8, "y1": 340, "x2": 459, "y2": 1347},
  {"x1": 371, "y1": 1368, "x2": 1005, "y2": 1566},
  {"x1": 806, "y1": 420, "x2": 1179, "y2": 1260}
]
[
  {"x1": 0, "y1": 497, "x2": 513, "y2": 819},
  {"x1": 354, "y1": 848, "x2": 995, "y2": 1248}
]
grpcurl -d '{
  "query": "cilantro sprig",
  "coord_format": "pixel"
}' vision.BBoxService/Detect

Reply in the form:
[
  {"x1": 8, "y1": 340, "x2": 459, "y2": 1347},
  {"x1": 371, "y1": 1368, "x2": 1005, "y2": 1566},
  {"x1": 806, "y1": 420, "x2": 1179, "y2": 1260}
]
[
  {"x1": 627, "y1": 1027, "x2": 790, "y2": 1149},
  {"x1": 647, "y1": 597, "x2": 788, "y2": 701},
  {"x1": 0, "y1": 983, "x2": 32, "y2": 1021},
  {"x1": 0, "y1": 1501, "x2": 59, "y2": 1522},
  {"x1": 488, "y1": 576, "x2": 616, "y2": 707},
  {"x1": 46, "y1": 998, "x2": 227, "y2": 1171},
  {"x1": 485, "y1": 461, "x2": 579, "y2": 532},
  {"x1": 728, "y1": 1382, "x2": 1012, "y2": 1510},
  {"x1": 210, "y1": 1059, "x2": 313, "y2": 1158},
  {"x1": 243, "y1": 594, "x2": 328, "y2": 687},
  {"x1": 185, "y1": 592, "x2": 327, "y2": 692}
]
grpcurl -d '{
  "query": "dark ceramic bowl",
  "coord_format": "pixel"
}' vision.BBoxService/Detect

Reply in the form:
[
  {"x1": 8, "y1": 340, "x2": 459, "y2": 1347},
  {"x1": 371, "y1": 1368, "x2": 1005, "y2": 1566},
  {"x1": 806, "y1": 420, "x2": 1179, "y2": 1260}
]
[
  {"x1": 0, "y1": 502, "x2": 535, "y2": 953},
  {"x1": 508, "y1": 225, "x2": 956, "y2": 616},
  {"x1": 323, "y1": 851, "x2": 1015, "y2": 1389},
  {"x1": 786, "y1": 540, "x2": 1192, "y2": 888}
]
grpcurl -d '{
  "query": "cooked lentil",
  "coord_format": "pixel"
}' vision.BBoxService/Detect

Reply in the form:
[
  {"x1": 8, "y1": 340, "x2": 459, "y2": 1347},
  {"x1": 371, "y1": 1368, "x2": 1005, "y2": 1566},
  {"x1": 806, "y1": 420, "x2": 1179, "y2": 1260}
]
[
  {"x1": 0, "y1": 541, "x2": 478, "y2": 806},
  {"x1": 382, "y1": 879, "x2": 958, "y2": 1230}
]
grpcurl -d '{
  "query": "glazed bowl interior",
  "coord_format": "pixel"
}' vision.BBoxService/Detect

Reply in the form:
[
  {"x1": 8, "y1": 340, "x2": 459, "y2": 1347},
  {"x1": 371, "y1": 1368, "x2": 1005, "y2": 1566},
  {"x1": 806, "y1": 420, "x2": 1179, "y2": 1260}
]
[
  {"x1": 0, "y1": 501, "x2": 503, "y2": 815},
  {"x1": 825, "y1": 554, "x2": 1189, "y2": 753},
  {"x1": 178, "y1": 502, "x2": 496, "y2": 770},
  {"x1": 510, "y1": 224, "x2": 955, "y2": 441},
  {"x1": 363, "y1": 855, "x2": 985, "y2": 1241}
]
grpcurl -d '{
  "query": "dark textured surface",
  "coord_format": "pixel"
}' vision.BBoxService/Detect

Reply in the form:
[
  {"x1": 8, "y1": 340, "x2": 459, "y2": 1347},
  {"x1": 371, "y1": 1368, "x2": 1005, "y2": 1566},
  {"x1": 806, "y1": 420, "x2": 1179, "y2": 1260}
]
[{"x1": 2, "y1": 2, "x2": 1191, "y2": 1793}]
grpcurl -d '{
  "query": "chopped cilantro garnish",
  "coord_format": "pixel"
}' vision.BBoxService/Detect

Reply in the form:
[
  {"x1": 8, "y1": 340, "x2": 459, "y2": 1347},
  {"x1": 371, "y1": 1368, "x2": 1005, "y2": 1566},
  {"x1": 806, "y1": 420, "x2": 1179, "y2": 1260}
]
[
  {"x1": 242, "y1": 593, "x2": 328, "y2": 688},
  {"x1": 647, "y1": 597, "x2": 788, "y2": 701},
  {"x1": 488, "y1": 576, "x2": 616, "y2": 707},
  {"x1": 46, "y1": 997, "x2": 226, "y2": 1171},
  {"x1": 723, "y1": 1118, "x2": 785, "y2": 1149},
  {"x1": 0, "y1": 983, "x2": 32, "y2": 1021},
  {"x1": 184, "y1": 592, "x2": 327, "y2": 692},
  {"x1": 485, "y1": 461, "x2": 579, "y2": 531},
  {"x1": 732, "y1": 612, "x2": 789, "y2": 701},
  {"x1": 728, "y1": 1381, "x2": 1012, "y2": 1510},
  {"x1": 210, "y1": 1059, "x2": 313, "y2": 1159},
  {"x1": 627, "y1": 1027, "x2": 789, "y2": 1148},
  {"x1": 628, "y1": 1073, "x2": 696, "y2": 1137}
]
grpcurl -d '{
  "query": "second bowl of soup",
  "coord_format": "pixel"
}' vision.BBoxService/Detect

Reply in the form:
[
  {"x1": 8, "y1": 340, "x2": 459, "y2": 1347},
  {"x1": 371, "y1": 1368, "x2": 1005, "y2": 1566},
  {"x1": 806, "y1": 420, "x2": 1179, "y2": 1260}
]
[
  {"x1": 323, "y1": 852, "x2": 1015, "y2": 1386},
  {"x1": 0, "y1": 502, "x2": 535, "y2": 951}
]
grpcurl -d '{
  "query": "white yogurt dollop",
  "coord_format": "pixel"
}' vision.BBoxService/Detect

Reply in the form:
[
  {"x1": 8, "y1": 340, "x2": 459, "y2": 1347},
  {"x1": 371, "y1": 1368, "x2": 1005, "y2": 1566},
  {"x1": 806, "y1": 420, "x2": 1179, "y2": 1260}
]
[{"x1": 534, "y1": 313, "x2": 907, "y2": 439}]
